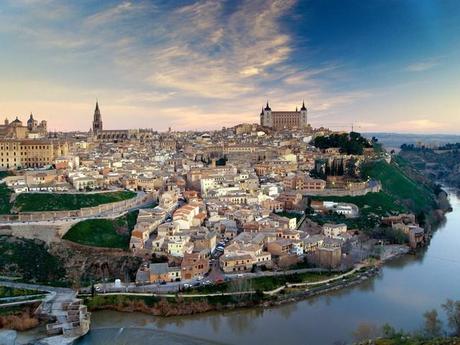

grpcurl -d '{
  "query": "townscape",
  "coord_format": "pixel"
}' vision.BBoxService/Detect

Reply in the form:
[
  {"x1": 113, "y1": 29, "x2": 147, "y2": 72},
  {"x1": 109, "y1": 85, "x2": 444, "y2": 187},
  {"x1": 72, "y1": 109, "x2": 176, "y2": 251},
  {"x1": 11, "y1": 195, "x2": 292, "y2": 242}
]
[
  {"x1": 1, "y1": 101, "x2": 443, "y2": 344},
  {"x1": 2, "y1": 1, "x2": 460, "y2": 344}
]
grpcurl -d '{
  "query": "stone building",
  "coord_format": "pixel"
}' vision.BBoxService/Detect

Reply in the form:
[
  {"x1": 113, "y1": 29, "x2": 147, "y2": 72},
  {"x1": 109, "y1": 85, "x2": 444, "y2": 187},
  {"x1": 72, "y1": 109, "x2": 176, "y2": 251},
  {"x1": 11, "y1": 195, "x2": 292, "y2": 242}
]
[
  {"x1": 316, "y1": 246, "x2": 342, "y2": 269},
  {"x1": 260, "y1": 101, "x2": 309, "y2": 130},
  {"x1": 91, "y1": 102, "x2": 154, "y2": 142},
  {"x1": 0, "y1": 139, "x2": 68, "y2": 169},
  {"x1": 0, "y1": 114, "x2": 47, "y2": 139}
]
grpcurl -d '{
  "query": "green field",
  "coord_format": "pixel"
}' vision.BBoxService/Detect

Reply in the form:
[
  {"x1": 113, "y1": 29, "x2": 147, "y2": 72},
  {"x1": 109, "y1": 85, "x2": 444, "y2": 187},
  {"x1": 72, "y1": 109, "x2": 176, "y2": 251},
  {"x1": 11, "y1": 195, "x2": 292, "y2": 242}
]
[
  {"x1": 12, "y1": 190, "x2": 136, "y2": 212},
  {"x1": 63, "y1": 211, "x2": 138, "y2": 249}
]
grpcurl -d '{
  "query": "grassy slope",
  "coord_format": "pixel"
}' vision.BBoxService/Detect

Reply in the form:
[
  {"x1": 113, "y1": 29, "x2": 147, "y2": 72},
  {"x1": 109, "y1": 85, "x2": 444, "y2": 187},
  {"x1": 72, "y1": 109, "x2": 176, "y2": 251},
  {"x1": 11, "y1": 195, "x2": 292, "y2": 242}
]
[
  {"x1": 361, "y1": 159, "x2": 436, "y2": 214},
  {"x1": 13, "y1": 190, "x2": 136, "y2": 212},
  {"x1": 310, "y1": 159, "x2": 437, "y2": 231},
  {"x1": 63, "y1": 211, "x2": 138, "y2": 249}
]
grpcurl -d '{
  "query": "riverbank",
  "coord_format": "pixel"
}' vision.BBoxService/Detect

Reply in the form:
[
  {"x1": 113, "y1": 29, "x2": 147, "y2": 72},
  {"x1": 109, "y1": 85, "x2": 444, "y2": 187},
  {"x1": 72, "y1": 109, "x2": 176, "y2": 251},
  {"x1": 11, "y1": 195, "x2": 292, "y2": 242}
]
[{"x1": 80, "y1": 265, "x2": 381, "y2": 317}]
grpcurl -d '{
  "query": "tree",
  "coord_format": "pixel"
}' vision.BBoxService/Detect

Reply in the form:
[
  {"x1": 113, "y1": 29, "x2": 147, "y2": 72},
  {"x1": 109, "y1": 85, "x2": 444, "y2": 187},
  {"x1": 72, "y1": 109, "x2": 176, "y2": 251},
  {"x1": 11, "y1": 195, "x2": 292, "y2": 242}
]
[
  {"x1": 423, "y1": 309, "x2": 442, "y2": 338},
  {"x1": 442, "y1": 299, "x2": 460, "y2": 336},
  {"x1": 382, "y1": 323, "x2": 396, "y2": 338}
]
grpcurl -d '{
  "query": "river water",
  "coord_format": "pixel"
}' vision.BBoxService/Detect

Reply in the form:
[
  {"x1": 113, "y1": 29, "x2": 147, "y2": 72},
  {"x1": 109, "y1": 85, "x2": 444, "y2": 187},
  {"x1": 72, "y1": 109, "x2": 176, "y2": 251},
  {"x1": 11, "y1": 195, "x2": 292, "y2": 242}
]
[{"x1": 75, "y1": 191, "x2": 460, "y2": 345}]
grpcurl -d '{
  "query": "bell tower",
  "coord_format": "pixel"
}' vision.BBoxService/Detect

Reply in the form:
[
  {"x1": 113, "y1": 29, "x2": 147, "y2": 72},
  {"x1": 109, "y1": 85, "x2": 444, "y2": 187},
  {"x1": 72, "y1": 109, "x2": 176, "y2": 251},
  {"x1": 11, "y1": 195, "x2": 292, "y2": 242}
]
[{"x1": 92, "y1": 101, "x2": 103, "y2": 134}]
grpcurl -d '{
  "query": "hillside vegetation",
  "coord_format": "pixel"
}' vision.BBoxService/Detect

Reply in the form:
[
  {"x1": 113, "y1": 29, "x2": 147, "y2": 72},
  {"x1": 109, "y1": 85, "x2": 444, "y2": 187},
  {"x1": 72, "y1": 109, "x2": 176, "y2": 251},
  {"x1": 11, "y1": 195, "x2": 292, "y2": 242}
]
[
  {"x1": 12, "y1": 190, "x2": 136, "y2": 213},
  {"x1": 0, "y1": 235, "x2": 67, "y2": 285},
  {"x1": 63, "y1": 211, "x2": 138, "y2": 249},
  {"x1": 0, "y1": 171, "x2": 13, "y2": 214},
  {"x1": 361, "y1": 159, "x2": 437, "y2": 214},
  {"x1": 310, "y1": 158, "x2": 438, "y2": 237}
]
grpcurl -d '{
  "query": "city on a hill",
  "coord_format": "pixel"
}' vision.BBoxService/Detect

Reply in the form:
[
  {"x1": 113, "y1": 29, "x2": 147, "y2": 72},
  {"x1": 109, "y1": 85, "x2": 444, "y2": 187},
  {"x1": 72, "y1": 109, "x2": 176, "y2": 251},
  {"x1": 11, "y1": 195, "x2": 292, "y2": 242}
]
[{"x1": 1, "y1": 102, "x2": 457, "y2": 345}]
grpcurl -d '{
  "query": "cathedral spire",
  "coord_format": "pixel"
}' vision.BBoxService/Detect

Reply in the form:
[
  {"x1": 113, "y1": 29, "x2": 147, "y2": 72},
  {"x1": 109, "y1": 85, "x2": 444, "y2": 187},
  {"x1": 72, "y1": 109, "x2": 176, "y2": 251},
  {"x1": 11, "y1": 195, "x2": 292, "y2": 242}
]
[
  {"x1": 92, "y1": 101, "x2": 103, "y2": 134},
  {"x1": 300, "y1": 100, "x2": 307, "y2": 111}
]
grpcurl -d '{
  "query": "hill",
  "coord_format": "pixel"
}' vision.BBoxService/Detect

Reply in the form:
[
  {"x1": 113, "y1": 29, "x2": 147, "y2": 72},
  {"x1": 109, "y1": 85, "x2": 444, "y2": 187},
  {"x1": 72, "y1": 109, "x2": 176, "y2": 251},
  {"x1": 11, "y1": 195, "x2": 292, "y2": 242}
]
[{"x1": 62, "y1": 211, "x2": 138, "y2": 249}]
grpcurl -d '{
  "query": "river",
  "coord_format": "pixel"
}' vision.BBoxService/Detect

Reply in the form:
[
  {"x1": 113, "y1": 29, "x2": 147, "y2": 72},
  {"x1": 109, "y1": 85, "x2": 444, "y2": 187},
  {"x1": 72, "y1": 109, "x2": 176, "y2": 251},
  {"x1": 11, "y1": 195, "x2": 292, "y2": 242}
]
[{"x1": 72, "y1": 191, "x2": 460, "y2": 344}]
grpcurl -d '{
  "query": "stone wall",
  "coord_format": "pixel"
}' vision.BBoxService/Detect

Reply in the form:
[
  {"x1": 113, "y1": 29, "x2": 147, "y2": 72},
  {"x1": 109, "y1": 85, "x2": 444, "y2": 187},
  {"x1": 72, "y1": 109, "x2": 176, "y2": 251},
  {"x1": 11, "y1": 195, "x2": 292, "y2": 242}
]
[
  {"x1": 0, "y1": 193, "x2": 154, "y2": 223},
  {"x1": 301, "y1": 182, "x2": 381, "y2": 197},
  {"x1": 0, "y1": 223, "x2": 73, "y2": 243}
]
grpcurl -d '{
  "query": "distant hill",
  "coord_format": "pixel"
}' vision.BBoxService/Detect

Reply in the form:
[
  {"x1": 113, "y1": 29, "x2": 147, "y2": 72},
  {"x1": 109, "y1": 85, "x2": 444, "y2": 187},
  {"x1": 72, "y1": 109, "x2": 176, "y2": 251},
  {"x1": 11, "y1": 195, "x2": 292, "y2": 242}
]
[{"x1": 363, "y1": 133, "x2": 460, "y2": 151}]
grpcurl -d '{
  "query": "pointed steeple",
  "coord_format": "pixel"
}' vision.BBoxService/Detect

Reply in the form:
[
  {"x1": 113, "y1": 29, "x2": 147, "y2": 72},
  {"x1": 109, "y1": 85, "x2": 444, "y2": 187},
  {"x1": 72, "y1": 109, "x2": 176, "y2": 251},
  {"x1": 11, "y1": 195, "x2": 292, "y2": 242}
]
[
  {"x1": 260, "y1": 106, "x2": 264, "y2": 115},
  {"x1": 300, "y1": 100, "x2": 307, "y2": 111},
  {"x1": 92, "y1": 101, "x2": 103, "y2": 134},
  {"x1": 264, "y1": 101, "x2": 271, "y2": 111}
]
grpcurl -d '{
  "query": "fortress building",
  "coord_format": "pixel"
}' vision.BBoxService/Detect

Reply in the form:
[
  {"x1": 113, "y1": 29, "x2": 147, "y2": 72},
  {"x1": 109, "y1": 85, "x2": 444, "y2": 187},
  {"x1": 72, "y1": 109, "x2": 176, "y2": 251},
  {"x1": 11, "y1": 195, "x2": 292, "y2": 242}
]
[
  {"x1": 260, "y1": 101, "x2": 308, "y2": 130},
  {"x1": 91, "y1": 102, "x2": 154, "y2": 142}
]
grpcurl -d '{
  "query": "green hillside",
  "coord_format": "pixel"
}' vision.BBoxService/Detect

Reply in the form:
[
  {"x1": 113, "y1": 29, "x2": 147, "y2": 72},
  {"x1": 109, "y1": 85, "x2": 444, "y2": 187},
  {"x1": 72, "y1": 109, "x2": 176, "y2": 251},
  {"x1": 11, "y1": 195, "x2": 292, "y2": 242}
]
[
  {"x1": 361, "y1": 159, "x2": 437, "y2": 214},
  {"x1": 63, "y1": 211, "x2": 138, "y2": 249},
  {"x1": 310, "y1": 158, "x2": 438, "y2": 234}
]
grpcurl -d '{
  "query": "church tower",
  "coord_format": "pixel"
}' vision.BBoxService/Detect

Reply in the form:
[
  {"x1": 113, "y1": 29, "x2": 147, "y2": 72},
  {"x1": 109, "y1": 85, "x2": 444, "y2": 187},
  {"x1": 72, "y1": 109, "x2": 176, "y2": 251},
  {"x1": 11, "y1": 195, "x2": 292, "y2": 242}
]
[
  {"x1": 300, "y1": 100, "x2": 308, "y2": 127},
  {"x1": 92, "y1": 101, "x2": 103, "y2": 134},
  {"x1": 261, "y1": 101, "x2": 272, "y2": 127}
]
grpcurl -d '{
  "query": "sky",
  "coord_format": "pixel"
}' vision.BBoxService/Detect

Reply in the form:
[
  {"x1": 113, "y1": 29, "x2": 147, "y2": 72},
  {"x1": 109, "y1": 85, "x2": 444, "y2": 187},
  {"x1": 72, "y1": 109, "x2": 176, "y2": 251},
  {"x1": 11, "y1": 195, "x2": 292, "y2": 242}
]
[{"x1": 0, "y1": 0, "x2": 459, "y2": 133}]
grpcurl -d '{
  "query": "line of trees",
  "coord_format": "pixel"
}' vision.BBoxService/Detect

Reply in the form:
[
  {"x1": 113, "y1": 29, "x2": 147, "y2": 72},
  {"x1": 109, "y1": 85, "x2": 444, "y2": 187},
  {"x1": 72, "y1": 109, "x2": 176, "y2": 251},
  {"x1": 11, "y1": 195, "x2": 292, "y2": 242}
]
[
  {"x1": 351, "y1": 299, "x2": 460, "y2": 343},
  {"x1": 313, "y1": 132, "x2": 372, "y2": 155}
]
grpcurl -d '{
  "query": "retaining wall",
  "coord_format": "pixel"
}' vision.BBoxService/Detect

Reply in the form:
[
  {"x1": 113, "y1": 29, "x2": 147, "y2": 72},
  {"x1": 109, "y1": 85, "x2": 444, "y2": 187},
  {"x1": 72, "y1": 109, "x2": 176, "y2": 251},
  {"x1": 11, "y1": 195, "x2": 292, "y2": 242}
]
[{"x1": 0, "y1": 193, "x2": 154, "y2": 223}]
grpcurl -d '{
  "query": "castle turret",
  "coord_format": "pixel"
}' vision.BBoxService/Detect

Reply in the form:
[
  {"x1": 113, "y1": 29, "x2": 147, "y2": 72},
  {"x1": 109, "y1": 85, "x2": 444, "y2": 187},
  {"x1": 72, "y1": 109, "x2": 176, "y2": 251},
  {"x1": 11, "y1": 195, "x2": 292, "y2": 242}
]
[
  {"x1": 261, "y1": 101, "x2": 272, "y2": 127},
  {"x1": 300, "y1": 100, "x2": 308, "y2": 127}
]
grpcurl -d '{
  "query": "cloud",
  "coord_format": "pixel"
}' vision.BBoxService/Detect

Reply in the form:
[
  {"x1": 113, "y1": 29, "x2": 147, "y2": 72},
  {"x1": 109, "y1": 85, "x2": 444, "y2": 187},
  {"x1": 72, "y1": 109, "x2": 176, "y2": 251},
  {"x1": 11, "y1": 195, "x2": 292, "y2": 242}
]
[
  {"x1": 397, "y1": 119, "x2": 444, "y2": 130},
  {"x1": 0, "y1": 0, "x2": 378, "y2": 131},
  {"x1": 406, "y1": 59, "x2": 439, "y2": 72}
]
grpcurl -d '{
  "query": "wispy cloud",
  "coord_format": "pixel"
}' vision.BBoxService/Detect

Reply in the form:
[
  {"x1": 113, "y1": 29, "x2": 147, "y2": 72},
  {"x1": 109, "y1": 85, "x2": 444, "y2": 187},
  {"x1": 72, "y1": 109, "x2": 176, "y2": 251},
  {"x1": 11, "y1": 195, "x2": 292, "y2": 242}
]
[
  {"x1": 406, "y1": 59, "x2": 439, "y2": 72},
  {"x1": 0, "y1": 0, "x2": 375, "y2": 131}
]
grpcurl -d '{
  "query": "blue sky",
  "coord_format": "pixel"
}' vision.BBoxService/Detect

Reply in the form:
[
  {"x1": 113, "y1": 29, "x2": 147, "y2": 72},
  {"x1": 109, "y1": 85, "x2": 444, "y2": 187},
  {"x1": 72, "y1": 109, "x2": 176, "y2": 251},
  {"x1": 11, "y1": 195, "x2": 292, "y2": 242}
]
[{"x1": 0, "y1": 0, "x2": 459, "y2": 132}]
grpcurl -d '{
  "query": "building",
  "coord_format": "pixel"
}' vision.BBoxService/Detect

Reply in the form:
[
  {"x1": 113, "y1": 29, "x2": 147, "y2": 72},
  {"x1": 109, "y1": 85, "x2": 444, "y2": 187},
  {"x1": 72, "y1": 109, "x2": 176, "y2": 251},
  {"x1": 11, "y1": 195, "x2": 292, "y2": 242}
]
[
  {"x1": 91, "y1": 102, "x2": 154, "y2": 142},
  {"x1": 316, "y1": 246, "x2": 342, "y2": 269},
  {"x1": 181, "y1": 252, "x2": 209, "y2": 280},
  {"x1": 92, "y1": 101, "x2": 103, "y2": 134},
  {"x1": 135, "y1": 263, "x2": 182, "y2": 284},
  {"x1": 0, "y1": 114, "x2": 47, "y2": 139},
  {"x1": 283, "y1": 175, "x2": 326, "y2": 192},
  {"x1": 323, "y1": 223, "x2": 347, "y2": 238},
  {"x1": 0, "y1": 139, "x2": 68, "y2": 169},
  {"x1": 260, "y1": 101, "x2": 309, "y2": 130}
]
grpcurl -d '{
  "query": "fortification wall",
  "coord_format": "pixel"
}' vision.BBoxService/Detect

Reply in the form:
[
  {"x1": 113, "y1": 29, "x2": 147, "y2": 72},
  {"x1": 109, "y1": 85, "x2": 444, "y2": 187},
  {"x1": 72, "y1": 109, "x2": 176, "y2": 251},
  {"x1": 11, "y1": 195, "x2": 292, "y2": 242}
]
[
  {"x1": 302, "y1": 183, "x2": 381, "y2": 197},
  {"x1": 0, "y1": 223, "x2": 74, "y2": 243},
  {"x1": 0, "y1": 193, "x2": 153, "y2": 223}
]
